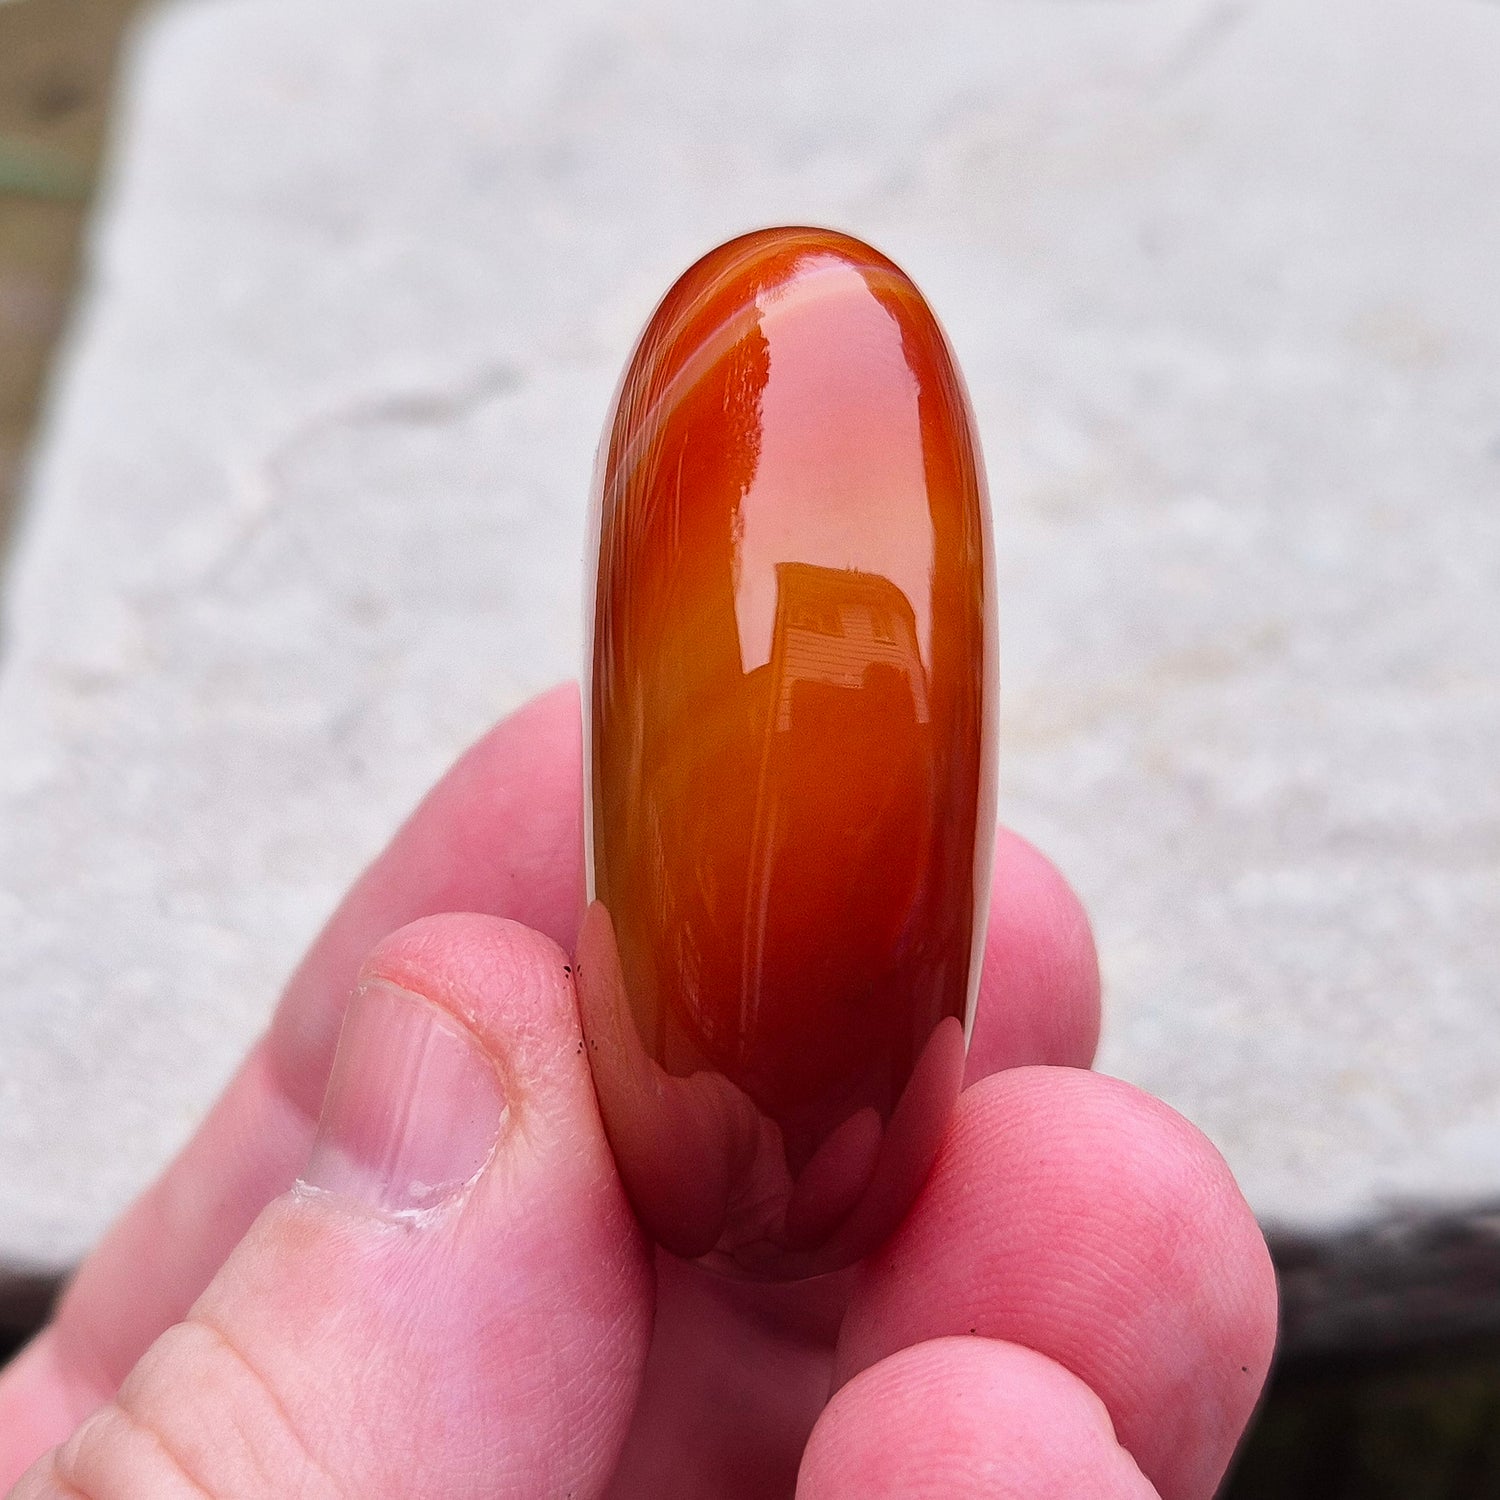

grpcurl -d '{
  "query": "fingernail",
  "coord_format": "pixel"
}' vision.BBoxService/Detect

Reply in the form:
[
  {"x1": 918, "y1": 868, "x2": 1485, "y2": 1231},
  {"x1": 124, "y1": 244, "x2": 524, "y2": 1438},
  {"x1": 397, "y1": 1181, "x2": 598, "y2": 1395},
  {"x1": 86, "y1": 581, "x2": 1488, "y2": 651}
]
[{"x1": 300, "y1": 979, "x2": 506, "y2": 1218}]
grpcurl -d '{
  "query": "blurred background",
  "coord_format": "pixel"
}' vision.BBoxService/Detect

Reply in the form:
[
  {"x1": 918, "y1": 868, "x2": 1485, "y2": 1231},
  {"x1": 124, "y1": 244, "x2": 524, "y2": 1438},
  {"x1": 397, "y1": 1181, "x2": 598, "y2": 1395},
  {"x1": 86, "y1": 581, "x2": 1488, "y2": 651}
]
[
  {"x1": 1, "y1": 1, "x2": 1497, "y2": 1495},
  {"x1": 0, "y1": 0, "x2": 132, "y2": 553}
]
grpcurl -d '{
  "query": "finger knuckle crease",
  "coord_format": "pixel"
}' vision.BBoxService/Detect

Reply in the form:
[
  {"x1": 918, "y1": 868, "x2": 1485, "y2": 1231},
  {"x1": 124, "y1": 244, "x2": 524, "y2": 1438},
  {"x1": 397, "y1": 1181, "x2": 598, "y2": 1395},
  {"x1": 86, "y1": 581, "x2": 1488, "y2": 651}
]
[
  {"x1": 55, "y1": 1400, "x2": 214, "y2": 1499},
  {"x1": 177, "y1": 1314, "x2": 343, "y2": 1497}
]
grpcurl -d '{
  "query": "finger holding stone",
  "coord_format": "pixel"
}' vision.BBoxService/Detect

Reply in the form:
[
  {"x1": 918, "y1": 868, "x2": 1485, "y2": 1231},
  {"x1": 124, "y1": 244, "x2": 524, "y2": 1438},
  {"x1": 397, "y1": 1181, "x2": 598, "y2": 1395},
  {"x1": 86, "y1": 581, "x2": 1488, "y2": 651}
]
[
  {"x1": 835, "y1": 1068, "x2": 1277, "y2": 1500},
  {"x1": 11, "y1": 916, "x2": 651, "y2": 1500}
]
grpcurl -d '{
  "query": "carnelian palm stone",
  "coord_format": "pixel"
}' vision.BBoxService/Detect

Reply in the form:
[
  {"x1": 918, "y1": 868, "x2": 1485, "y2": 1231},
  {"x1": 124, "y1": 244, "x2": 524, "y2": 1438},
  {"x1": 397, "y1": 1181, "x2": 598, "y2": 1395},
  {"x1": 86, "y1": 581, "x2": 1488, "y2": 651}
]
[{"x1": 578, "y1": 227, "x2": 997, "y2": 1279}]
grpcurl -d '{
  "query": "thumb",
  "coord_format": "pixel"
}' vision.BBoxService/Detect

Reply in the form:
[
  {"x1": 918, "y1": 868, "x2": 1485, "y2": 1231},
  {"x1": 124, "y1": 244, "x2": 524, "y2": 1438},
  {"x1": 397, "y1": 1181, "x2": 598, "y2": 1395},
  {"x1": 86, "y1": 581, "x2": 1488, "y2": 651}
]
[{"x1": 11, "y1": 916, "x2": 654, "y2": 1500}]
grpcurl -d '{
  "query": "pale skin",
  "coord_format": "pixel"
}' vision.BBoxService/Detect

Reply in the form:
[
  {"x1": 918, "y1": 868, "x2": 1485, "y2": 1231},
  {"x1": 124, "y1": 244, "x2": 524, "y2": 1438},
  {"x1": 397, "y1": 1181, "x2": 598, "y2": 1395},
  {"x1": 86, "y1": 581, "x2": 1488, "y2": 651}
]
[{"x1": 0, "y1": 684, "x2": 1278, "y2": 1498}]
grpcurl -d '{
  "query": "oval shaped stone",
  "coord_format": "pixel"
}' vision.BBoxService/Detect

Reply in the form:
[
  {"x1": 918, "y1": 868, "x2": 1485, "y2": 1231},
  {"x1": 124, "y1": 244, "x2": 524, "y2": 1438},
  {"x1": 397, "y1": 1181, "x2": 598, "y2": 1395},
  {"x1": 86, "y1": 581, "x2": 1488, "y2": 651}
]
[{"x1": 579, "y1": 227, "x2": 997, "y2": 1278}]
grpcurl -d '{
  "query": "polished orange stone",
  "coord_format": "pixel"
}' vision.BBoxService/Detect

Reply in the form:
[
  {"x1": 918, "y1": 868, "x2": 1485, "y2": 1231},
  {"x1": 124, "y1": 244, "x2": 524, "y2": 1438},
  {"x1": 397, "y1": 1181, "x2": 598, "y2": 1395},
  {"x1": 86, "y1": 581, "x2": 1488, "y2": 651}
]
[{"x1": 578, "y1": 227, "x2": 997, "y2": 1278}]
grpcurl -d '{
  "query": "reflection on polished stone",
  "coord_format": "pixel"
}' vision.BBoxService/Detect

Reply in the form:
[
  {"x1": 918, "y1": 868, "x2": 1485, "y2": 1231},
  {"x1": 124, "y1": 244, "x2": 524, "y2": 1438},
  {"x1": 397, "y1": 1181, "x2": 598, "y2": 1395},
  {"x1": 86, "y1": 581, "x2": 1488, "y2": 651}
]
[{"x1": 584, "y1": 227, "x2": 997, "y2": 1278}]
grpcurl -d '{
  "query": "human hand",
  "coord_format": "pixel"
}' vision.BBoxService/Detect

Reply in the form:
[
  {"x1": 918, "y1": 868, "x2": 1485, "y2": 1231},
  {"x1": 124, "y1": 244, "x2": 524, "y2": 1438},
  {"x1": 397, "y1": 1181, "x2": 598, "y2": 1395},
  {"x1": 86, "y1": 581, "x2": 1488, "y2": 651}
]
[{"x1": 0, "y1": 684, "x2": 1276, "y2": 1498}]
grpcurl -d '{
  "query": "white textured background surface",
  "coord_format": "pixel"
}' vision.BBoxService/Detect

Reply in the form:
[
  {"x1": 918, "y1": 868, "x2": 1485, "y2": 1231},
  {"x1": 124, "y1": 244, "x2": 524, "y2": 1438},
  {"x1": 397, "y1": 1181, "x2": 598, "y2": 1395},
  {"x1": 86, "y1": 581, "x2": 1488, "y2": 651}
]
[{"x1": 1, "y1": 0, "x2": 1497, "y2": 1277}]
